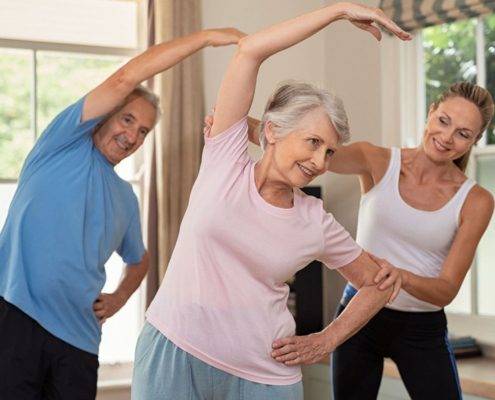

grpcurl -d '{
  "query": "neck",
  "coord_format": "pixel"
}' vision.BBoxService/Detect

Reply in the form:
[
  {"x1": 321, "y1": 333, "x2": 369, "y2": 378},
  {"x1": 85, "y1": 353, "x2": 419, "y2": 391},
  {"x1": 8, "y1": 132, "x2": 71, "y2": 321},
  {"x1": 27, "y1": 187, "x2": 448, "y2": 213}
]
[
  {"x1": 406, "y1": 145, "x2": 459, "y2": 182},
  {"x1": 255, "y1": 149, "x2": 294, "y2": 205}
]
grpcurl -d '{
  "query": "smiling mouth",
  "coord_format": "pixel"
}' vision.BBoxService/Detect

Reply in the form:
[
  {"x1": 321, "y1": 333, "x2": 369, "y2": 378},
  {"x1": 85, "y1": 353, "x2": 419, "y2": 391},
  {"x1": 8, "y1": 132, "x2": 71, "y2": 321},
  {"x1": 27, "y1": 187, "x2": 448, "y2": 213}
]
[
  {"x1": 297, "y1": 163, "x2": 316, "y2": 178},
  {"x1": 115, "y1": 136, "x2": 130, "y2": 151},
  {"x1": 432, "y1": 137, "x2": 452, "y2": 152}
]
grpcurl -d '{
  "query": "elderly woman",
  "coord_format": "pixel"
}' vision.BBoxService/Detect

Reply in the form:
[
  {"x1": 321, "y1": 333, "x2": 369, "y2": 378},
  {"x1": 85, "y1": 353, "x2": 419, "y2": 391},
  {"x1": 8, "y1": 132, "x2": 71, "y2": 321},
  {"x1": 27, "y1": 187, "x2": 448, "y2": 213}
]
[{"x1": 132, "y1": 2, "x2": 411, "y2": 399}]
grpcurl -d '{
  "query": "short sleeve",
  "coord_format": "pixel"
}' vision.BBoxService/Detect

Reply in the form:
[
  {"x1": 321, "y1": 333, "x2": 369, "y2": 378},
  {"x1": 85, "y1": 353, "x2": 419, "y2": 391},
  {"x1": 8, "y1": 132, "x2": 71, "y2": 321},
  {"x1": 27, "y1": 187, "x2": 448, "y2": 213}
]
[
  {"x1": 317, "y1": 212, "x2": 362, "y2": 269},
  {"x1": 117, "y1": 204, "x2": 146, "y2": 265},
  {"x1": 33, "y1": 96, "x2": 105, "y2": 156},
  {"x1": 201, "y1": 117, "x2": 250, "y2": 167}
]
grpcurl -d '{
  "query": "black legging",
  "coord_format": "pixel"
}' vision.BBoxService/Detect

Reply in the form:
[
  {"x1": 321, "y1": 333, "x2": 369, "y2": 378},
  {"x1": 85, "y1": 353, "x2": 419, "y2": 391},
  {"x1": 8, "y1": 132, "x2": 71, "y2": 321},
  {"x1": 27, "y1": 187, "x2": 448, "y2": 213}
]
[{"x1": 331, "y1": 303, "x2": 462, "y2": 400}]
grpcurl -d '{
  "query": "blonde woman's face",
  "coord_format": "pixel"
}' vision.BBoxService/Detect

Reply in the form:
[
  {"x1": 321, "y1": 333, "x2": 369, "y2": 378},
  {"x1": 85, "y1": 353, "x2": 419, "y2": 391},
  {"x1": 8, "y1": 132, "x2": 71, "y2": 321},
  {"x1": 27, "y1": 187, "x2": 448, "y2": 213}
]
[
  {"x1": 266, "y1": 108, "x2": 339, "y2": 188},
  {"x1": 422, "y1": 97, "x2": 483, "y2": 163}
]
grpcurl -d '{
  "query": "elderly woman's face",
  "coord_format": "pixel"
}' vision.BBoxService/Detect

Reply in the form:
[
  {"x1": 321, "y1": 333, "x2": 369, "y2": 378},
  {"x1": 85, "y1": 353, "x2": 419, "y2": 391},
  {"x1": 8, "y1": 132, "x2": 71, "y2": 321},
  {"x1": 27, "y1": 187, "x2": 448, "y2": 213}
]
[{"x1": 266, "y1": 108, "x2": 339, "y2": 188}]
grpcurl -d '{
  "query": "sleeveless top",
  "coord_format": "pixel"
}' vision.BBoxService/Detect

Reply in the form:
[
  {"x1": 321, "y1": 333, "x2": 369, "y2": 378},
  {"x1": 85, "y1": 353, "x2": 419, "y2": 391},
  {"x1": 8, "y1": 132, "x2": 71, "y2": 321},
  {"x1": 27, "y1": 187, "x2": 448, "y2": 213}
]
[{"x1": 342, "y1": 147, "x2": 475, "y2": 312}]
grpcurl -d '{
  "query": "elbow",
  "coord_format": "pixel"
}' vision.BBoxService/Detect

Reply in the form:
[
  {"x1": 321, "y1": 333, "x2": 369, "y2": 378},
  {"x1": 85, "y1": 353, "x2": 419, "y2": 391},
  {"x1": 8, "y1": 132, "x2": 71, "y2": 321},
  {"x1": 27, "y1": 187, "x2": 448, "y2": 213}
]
[
  {"x1": 109, "y1": 68, "x2": 138, "y2": 95},
  {"x1": 433, "y1": 281, "x2": 459, "y2": 308},
  {"x1": 139, "y1": 251, "x2": 150, "y2": 275},
  {"x1": 237, "y1": 36, "x2": 265, "y2": 64},
  {"x1": 433, "y1": 295, "x2": 455, "y2": 309}
]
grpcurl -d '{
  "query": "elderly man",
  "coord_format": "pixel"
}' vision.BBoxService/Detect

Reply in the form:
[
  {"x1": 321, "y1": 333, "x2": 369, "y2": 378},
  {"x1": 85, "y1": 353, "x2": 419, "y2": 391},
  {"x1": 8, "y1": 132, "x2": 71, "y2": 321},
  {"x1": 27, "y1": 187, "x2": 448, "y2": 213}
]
[{"x1": 0, "y1": 28, "x2": 243, "y2": 400}]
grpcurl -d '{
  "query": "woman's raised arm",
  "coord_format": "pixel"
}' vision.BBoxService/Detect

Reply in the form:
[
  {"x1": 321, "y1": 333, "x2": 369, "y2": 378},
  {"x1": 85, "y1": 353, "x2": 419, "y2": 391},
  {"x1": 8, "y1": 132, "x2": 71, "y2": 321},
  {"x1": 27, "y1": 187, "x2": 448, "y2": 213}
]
[{"x1": 209, "y1": 2, "x2": 411, "y2": 137}]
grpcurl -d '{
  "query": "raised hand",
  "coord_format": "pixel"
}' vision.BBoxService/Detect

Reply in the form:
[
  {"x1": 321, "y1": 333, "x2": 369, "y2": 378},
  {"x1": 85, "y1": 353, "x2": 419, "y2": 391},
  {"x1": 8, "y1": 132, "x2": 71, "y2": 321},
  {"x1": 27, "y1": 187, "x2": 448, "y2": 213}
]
[
  {"x1": 335, "y1": 2, "x2": 412, "y2": 41},
  {"x1": 205, "y1": 28, "x2": 247, "y2": 47}
]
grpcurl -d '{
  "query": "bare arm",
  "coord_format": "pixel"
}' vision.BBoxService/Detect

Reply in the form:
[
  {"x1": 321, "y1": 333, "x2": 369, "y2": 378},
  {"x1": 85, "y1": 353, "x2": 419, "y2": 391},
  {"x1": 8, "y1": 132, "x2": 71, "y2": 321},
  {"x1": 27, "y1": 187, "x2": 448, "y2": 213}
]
[
  {"x1": 93, "y1": 252, "x2": 149, "y2": 323},
  {"x1": 372, "y1": 186, "x2": 494, "y2": 307},
  {"x1": 271, "y1": 252, "x2": 400, "y2": 365},
  {"x1": 209, "y1": 2, "x2": 410, "y2": 137},
  {"x1": 82, "y1": 28, "x2": 244, "y2": 122}
]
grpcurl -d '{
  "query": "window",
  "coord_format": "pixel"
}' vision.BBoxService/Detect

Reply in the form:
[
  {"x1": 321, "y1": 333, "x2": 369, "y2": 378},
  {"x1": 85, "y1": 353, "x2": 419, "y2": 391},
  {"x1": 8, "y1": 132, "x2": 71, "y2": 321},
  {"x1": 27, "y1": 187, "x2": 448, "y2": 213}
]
[
  {"x1": 0, "y1": 0, "x2": 146, "y2": 365},
  {"x1": 420, "y1": 17, "x2": 495, "y2": 320}
]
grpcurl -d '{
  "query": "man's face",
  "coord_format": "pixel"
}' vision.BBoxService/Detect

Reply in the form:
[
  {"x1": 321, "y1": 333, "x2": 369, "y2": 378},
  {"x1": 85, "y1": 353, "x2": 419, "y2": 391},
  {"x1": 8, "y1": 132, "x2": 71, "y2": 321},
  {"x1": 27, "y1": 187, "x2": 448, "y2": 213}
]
[{"x1": 93, "y1": 95, "x2": 157, "y2": 165}]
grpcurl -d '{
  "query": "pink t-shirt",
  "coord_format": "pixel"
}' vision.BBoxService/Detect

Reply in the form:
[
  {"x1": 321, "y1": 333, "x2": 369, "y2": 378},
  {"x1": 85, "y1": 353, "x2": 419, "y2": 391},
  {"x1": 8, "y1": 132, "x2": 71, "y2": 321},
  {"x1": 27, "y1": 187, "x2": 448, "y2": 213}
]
[{"x1": 146, "y1": 118, "x2": 362, "y2": 385}]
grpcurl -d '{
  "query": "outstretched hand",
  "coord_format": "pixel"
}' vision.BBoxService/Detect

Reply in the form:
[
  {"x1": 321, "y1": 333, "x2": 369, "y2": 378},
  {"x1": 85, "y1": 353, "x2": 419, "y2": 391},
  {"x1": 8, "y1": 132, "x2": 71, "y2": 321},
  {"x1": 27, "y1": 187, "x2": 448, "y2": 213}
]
[
  {"x1": 205, "y1": 28, "x2": 247, "y2": 47},
  {"x1": 335, "y1": 2, "x2": 412, "y2": 41}
]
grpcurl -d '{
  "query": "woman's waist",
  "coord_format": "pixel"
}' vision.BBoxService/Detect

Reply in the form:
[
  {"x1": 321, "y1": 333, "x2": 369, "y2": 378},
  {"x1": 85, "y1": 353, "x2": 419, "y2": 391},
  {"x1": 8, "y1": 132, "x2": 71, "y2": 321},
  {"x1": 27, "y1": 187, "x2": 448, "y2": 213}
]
[{"x1": 145, "y1": 302, "x2": 299, "y2": 381}]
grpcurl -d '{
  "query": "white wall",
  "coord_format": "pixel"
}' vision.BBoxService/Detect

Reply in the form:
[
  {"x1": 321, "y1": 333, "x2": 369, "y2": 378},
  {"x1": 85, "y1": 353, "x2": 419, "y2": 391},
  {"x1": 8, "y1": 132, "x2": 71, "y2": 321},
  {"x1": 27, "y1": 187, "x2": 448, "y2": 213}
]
[
  {"x1": 321, "y1": 0, "x2": 384, "y2": 322},
  {"x1": 201, "y1": 0, "x2": 389, "y2": 322}
]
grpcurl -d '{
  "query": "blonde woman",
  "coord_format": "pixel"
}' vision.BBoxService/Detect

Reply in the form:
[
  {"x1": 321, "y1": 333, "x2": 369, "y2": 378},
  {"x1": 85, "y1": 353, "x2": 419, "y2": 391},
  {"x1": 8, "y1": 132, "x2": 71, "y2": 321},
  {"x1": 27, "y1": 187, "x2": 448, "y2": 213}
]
[{"x1": 273, "y1": 83, "x2": 494, "y2": 399}]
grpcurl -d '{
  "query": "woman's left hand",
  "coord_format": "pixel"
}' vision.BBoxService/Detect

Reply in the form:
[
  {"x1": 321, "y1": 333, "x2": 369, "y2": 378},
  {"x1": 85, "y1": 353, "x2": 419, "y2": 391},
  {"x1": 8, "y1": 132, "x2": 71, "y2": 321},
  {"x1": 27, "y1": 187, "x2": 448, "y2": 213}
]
[
  {"x1": 271, "y1": 331, "x2": 334, "y2": 366},
  {"x1": 369, "y1": 253, "x2": 405, "y2": 303}
]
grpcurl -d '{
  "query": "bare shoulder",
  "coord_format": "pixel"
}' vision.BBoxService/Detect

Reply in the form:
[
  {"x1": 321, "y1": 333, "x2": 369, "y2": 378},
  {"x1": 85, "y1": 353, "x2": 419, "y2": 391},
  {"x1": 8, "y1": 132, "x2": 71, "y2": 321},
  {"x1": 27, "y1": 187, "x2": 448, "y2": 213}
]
[
  {"x1": 359, "y1": 142, "x2": 391, "y2": 180},
  {"x1": 461, "y1": 184, "x2": 494, "y2": 225},
  {"x1": 362, "y1": 142, "x2": 389, "y2": 162}
]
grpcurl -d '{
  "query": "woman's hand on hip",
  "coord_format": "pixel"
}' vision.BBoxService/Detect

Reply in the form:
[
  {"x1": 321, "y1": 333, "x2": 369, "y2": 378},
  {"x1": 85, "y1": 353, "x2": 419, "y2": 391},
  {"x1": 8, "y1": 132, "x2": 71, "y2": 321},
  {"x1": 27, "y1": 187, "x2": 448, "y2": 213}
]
[
  {"x1": 333, "y1": 2, "x2": 412, "y2": 41},
  {"x1": 369, "y1": 253, "x2": 406, "y2": 303},
  {"x1": 271, "y1": 331, "x2": 335, "y2": 366}
]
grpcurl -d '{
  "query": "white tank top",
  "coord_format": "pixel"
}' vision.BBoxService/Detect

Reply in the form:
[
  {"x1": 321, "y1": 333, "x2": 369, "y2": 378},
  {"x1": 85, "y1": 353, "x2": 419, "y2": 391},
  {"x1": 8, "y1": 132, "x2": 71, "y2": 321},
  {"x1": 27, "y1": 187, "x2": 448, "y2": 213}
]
[{"x1": 356, "y1": 147, "x2": 476, "y2": 312}]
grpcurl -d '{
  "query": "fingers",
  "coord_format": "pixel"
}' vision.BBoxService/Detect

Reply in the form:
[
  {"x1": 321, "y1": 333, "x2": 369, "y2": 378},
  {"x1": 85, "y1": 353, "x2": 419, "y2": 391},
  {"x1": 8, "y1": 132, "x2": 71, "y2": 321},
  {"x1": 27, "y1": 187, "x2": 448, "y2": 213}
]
[
  {"x1": 373, "y1": 267, "x2": 390, "y2": 284},
  {"x1": 274, "y1": 351, "x2": 300, "y2": 363},
  {"x1": 271, "y1": 344, "x2": 296, "y2": 358},
  {"x1": 378, "y1": 270, "x2": 397, "y2": 290},
  {"x1": 389, "y1": 275, "x2": 402, "y2": 303},
  {"x1": 232, "y1": 28, "x2": 247, "y2": 41},
  {"x1": 351, "y1": 20, "x2": 382, "y2": 41},
  {"x1": 372, "y1": 11, "x2": 411, "y2": 41},
  {"x1": 284, "y1": 357, "x2": 303, "y2": 366},
  {"x1": 272, "y1": 336, "x2": 296, "y2": 349},
  {"x1": 93, "y1": 301, "x2": 104, "y2": 311},
  {"x1": 95, "y1": 309, "x2": 107, "y2": 319}
]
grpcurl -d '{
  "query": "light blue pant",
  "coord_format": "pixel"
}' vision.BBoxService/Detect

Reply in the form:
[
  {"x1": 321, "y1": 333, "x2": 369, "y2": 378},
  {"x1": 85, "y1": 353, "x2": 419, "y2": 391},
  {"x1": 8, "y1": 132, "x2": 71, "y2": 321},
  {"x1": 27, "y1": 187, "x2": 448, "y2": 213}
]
[{"x1": 131, "y1": 322, "x2": 303, "y2": 400}]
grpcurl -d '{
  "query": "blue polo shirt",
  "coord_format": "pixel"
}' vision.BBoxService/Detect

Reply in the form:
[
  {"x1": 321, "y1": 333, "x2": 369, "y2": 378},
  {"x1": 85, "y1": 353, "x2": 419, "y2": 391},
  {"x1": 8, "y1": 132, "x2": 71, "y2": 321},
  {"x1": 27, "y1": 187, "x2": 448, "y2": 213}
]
[{"x1": 0, "y1": 97, "x2": 145, "y2": 354}]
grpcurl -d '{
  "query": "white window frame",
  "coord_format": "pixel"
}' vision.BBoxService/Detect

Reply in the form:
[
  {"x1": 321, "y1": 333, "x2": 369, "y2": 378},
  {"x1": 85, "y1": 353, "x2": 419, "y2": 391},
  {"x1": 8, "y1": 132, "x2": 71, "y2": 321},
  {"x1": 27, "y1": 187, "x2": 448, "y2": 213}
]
[
  {"x1": 0, "y1": 0, "x2": 149, "y2": 367},
  {"x1": 380, "y1": 18, "x2": 495, "y2": 354}
]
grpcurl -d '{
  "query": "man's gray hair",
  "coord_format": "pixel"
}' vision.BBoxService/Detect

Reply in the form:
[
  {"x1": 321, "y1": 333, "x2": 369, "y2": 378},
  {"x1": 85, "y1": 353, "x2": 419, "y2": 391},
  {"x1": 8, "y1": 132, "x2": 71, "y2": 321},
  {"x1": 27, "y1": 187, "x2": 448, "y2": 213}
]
[
  {"x1": 257, "y1": 81, "x2": 350, "y2": 149},
  {"x1": 129, "y1": 84, "x2": 162, "y2": 127}
]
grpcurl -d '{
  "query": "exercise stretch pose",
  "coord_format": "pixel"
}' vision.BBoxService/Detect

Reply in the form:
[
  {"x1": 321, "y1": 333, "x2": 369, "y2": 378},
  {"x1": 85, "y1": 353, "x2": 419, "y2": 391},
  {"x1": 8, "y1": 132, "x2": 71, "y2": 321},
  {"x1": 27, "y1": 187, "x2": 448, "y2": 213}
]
[
  {"x1": 133, "y1": 3, "x2": 410, "y2": 399},
  {"x1": 0, "y1": 28, "x2": 242, "y2": 400}
]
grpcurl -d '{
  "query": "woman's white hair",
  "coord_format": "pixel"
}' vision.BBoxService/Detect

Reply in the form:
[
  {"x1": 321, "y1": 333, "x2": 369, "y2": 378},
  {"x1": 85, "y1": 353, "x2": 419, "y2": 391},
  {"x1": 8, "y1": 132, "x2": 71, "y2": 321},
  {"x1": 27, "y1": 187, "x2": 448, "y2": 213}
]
[{"x1": 257, "y1": 81, "x2": 350, "y2": 149}]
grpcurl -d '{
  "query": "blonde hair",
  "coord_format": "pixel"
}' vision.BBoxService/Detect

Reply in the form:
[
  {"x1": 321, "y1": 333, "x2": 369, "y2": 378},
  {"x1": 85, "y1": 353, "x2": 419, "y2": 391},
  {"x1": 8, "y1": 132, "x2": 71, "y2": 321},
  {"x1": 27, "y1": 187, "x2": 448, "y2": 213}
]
[
  {"x1": 431, "y1": 82, "x2": 494, "y2": 172},
  {"x1": 257, "y1": 81, "x2": 350, "y2": 149}
]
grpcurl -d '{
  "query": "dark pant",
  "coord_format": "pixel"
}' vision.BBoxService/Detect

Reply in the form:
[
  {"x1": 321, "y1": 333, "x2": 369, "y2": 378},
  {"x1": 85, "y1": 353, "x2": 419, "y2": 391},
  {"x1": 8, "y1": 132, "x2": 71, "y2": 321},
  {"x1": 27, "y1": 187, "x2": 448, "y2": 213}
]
[
  {"x1": 0, "y1": 297, "x2": 99, "y2": 400},
  {"x1": 332, "y1": 303, "x2": 462, "y2": 400}
]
